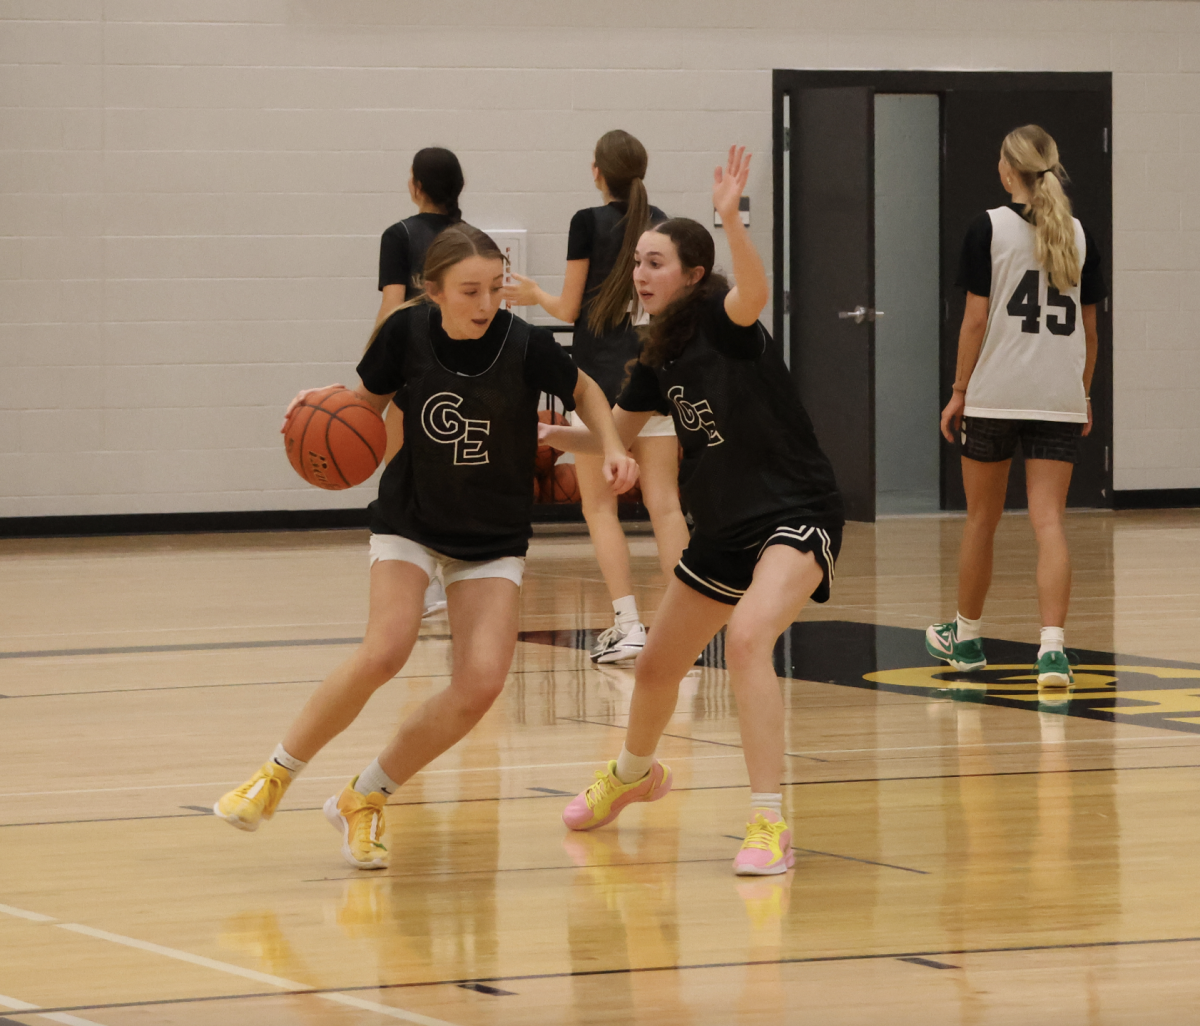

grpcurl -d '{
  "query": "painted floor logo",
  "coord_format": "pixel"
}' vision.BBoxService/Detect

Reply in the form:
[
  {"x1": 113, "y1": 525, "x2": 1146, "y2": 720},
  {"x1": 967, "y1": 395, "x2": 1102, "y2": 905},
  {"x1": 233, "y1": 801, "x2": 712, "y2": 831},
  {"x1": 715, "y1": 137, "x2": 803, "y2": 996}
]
[{"x1": 521, "y1": 620, "x2": 1200, "y2": 735}]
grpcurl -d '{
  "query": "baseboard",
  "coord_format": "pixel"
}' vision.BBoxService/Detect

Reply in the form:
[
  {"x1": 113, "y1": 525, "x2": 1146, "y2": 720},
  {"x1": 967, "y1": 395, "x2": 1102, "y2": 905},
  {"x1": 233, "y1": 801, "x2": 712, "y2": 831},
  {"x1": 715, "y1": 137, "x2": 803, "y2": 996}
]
[
  {"x1": 0, "y1": 508, "x2": 372, "y2": 539},
  {"x1": 0, "y1": 503, "x2": 649, "y2": 539},
  {"x1": 1113, "y1": 488, "x2": 1200, "y2": 511}
]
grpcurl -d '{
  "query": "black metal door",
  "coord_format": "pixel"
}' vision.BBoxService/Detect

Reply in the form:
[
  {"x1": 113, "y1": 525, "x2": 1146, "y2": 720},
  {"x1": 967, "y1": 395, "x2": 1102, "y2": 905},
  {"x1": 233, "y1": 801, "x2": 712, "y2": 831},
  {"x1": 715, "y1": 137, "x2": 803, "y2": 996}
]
[
  {"x1": 788, "y1": 86, "x2": 876, "y2": 522},
  {"x1": 941, "y1": 89, "x2": 1113, "y2": 510}
]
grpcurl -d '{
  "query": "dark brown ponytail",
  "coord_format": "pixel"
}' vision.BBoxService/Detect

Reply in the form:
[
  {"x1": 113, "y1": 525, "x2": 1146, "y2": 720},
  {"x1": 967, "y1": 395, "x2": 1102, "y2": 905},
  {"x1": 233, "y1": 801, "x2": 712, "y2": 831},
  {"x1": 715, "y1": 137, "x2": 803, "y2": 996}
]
[
  {"x1": 587, "y1": 130, "x2": 652, "y2": 336},
  {"x1": 639, "y1": 218, "x2": 728, "y2": 369},
  {"x1": 412, "y1": 147, "x2": 464, "y2": 222}
]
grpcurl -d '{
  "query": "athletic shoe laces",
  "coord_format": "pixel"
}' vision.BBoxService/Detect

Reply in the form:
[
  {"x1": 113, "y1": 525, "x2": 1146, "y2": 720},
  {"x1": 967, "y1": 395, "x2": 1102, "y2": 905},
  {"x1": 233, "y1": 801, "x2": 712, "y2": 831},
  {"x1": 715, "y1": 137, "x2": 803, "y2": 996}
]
[
  {"x1": 742, "y1": 816, "x2": 781, "y2": 851},
  {"x1": 594, "y1": 624, "x2": 625, "y2": 650},
  {"x1": 584, "y1": 770, "x2": 619, "y2": 810}
]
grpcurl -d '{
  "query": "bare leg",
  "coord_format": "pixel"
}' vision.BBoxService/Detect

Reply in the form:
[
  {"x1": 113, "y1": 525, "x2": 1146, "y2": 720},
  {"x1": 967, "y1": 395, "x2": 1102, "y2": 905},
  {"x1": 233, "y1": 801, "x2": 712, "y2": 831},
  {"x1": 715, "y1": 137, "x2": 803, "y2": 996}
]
[
  {"x1": 624, "y1": 579, "x2": 731, "y2": 757},
  {"x1": 376, "y1": 576, "x2": 520, "y2": 786},
  {"x1": 1025, "y1": 458, "x2": 1074, "y2": 628},
  {"x1": 957, "y1": 457, "x2": 1010, "y2": 620},
  {"x1": 283, "y1": 559, "x2": 427, "y2": 762},
  {"x1": 576, "y1": 452, "x2": 635, "y2": 603},
  {"x1": 724, "y1": 547, "x2": 825, "y2": 793},
  {"x1": 630, "y1": 434, "x2": 689, "y2": 580}
]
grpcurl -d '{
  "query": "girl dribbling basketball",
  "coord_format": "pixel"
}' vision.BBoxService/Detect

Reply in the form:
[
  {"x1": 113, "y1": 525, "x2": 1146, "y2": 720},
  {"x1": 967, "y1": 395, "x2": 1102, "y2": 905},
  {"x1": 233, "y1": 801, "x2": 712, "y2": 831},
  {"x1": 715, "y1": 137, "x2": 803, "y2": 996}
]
[
  {"x1": 543, "y1": 147, "x2": 845, "y2": 875},
  {"x1": 503, "y1": 130, "x2": 690, "y2": 664},
  {"x1": 926, "y1": 125, "x2": 1106, "y2": 686},
  {"x1": 215, "y1": 225, "x2": 637, "y2": 870}
]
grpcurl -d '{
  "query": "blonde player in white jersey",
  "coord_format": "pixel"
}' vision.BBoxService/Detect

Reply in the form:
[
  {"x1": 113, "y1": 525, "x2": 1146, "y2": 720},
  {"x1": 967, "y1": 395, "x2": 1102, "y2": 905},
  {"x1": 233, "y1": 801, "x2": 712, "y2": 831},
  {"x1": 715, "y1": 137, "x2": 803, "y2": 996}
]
[{"x1": 926, "y1": 124, "x2": 1107, "y2": 686}]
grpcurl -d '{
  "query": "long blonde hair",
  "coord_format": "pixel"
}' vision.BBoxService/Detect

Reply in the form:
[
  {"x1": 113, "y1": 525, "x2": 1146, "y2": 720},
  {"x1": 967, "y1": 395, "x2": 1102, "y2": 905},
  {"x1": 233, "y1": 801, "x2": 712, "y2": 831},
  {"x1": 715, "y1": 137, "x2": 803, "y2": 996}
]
[
  {"x1": 1000, "y1": 125, "x2": 1080, "y2": 293},
  {"x1": 365, "y1": 223, "x2": 505, "y2": 351}
]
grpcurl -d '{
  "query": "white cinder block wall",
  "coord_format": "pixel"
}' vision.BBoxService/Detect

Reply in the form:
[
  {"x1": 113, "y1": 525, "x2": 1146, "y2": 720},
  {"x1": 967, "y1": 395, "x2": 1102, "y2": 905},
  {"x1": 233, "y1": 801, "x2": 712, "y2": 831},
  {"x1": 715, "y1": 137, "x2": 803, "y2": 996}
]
[{"x1": 1, "y1": 0, "x2": 1197, "y2": 517}]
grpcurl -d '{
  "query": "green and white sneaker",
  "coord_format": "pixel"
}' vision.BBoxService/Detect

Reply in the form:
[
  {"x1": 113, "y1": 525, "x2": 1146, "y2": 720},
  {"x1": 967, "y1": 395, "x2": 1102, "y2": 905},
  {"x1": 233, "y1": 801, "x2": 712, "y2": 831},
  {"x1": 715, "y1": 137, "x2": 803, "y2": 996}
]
[
  {"x1": 925, "y1": 621, "x2": 987, "y2": 671},
  {"x1": 1036, "y1": 649, "x2": 1074, "y2": 686}
]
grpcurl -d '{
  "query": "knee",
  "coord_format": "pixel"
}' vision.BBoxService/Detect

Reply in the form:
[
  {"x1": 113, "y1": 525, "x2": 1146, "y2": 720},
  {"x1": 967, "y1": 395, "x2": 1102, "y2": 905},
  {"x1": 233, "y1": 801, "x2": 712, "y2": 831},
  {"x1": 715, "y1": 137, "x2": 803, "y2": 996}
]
[
  {"x1": 724, "y1": 622, "x2": 773, "y2": 677},
  {"x1": 641, "y1": 482, "x2": 681, "y2": 520},
  {"x1": 448, "y1": 664, "x2": 507, "y2": 719},
  {"x1": 356, "y1": 645, "x2": 409, "y2": 687}
]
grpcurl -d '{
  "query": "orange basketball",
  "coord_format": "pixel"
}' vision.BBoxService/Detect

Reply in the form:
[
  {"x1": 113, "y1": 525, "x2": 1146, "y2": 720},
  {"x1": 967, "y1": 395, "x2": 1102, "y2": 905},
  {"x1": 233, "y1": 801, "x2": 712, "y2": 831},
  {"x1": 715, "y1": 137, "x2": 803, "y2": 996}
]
[
  {"x1": 284, "y1": 386, "x2": 386, "y2": 490},
  {"x1": 543, "y1": 462, "x2": 580, "y2": 504},
  {"x1": 536, "y1": 409, "x2": 568, "y2": 476}
]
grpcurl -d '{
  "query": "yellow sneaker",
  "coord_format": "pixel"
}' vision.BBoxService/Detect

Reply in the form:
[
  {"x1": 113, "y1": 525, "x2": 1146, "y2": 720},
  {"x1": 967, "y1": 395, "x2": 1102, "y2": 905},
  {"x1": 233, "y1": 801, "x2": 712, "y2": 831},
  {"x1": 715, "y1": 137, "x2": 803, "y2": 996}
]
[
  {"x1": 213, "y1": 761, "x2": 292, "y2": 832},
  {"x1": 561, "y1": 759, "x2": 672, "y2": 831},
  {"x1": 323, "y1": 780, "x2": 389, "y2": 870},
  {"x1": 733, "y1": 811, "x2": 795, "y2": 876}
]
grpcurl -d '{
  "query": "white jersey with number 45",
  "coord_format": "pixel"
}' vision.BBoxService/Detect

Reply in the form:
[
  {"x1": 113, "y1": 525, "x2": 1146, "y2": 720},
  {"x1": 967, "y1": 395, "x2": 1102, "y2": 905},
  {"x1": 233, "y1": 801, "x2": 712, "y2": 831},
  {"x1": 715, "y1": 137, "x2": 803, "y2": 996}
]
[{"x1": 965, "y1": 205, "x2": 1088, "y2": 424}]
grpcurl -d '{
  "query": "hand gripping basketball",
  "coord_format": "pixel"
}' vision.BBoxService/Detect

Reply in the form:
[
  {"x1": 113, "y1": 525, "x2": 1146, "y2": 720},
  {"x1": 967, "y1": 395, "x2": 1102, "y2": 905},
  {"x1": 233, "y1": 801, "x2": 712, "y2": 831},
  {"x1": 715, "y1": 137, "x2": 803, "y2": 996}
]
[{"x1": 283, "y1": 385, "x2": 387, "y2": 490}]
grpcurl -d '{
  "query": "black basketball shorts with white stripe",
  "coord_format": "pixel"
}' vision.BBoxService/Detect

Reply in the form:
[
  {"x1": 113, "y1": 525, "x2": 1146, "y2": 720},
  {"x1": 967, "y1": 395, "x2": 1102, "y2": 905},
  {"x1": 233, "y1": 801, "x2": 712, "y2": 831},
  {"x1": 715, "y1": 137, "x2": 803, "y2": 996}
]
[{"x1": 674, "y1": 519, "x2": 843, "y2": 607}]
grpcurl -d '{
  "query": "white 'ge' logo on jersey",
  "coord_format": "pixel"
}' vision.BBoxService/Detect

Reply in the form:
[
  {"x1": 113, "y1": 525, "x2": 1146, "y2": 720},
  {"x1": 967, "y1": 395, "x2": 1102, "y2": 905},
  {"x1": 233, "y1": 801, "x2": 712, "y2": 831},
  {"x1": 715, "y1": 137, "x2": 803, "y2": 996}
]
[
  {"x1": 667, "y1": 386, "x2": 723, "y2": 446},
  {"x1": 421, "y1": 391, "x2": 490, "y2": 465}
]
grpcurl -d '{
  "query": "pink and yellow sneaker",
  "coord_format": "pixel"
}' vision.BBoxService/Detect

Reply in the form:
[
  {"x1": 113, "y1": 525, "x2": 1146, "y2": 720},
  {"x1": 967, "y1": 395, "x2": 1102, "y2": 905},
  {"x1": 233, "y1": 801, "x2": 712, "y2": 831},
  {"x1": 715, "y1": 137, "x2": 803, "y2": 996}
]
[
  {"x1": 562, "y1": 759, "x2": 672, "y2": 831},
  {"x1": 733, "y1": 810, "x2": 795, "y2": 876}
]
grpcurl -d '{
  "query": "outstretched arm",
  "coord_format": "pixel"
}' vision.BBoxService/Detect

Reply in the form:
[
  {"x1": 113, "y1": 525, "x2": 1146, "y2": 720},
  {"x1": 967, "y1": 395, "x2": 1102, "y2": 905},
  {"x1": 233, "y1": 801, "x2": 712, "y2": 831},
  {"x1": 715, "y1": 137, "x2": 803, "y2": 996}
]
[
  {"x1": 568, "y1": 372, "x2": 640, "y2": 493},
  {"x1": 503, "y1": 261, "x2": 589, "y2": 324},
  {"x1": 714, "y1": 146, "x2": 769, "y2": 327}
]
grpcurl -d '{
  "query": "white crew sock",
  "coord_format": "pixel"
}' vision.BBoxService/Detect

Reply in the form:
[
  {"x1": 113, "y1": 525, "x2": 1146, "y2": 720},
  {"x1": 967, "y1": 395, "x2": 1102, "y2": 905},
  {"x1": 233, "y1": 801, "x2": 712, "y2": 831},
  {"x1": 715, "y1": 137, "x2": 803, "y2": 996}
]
[
  {"x1": 614, "y1": 745, "x2": 654, "y2": 784},
  {"x1": 354, "y1": 758, "x2": 400, "y2": 797},
  {"x1": 1038, "y1": 626, "x2": 1065, "y2": 659},
  {"x1": 612, "y1": 594, "x2": 640, "y2": 629},
  {"x1": 956, "y1": 612, "x2": 983, "y2": 642},
  {"x1": 750, "y1": 792, "x2": 784, "y2": 819},
  {"x1": 271, "y1": 743, "x2": 306, "y2": 775}
]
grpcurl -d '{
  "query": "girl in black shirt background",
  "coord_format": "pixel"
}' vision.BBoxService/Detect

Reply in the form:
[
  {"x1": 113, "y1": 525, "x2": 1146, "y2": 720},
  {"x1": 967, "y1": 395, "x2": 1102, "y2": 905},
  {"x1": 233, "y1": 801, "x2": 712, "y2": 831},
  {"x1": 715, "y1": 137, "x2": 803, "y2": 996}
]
[
  {"x1": 215, "y1": 225, "x2": 637, "y2": 872},
  {"x1": 504, "y1": 131, "x2": 689, "y2": 665},
  {"x1": 376, "y1": 147, "x2": 464, "y2": 615},
  {"x1": 544, "y1": 148, "x2": 844, "y2": 876}
]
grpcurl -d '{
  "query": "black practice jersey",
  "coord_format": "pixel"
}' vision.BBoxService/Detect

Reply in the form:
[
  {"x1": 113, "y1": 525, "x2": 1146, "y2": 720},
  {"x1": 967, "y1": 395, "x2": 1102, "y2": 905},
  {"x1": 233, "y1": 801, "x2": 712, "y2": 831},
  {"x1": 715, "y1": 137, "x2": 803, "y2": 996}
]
[
  {"x1": 617, "y1": 292, "x2": 844, "y2": 544},
  {"x1": 378, "y1": 212, "x2": 458, "y2": 292},
  {"x1": 568, "y1": 201, "x2": 667, "y2": 403},
  {"x1": 358, "y1": 307, "x2": 577, "y2": 560}
]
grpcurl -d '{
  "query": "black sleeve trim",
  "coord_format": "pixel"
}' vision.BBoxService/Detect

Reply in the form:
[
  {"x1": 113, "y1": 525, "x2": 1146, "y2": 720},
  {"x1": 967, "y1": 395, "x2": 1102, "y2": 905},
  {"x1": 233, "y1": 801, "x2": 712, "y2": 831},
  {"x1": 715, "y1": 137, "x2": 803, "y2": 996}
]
[
  {"x1": 955, "y1": 212, "x2": 994, "y2": 297},
  {"x1": 1080, "y1": 224, "x2": 1108, "y2": 306}
]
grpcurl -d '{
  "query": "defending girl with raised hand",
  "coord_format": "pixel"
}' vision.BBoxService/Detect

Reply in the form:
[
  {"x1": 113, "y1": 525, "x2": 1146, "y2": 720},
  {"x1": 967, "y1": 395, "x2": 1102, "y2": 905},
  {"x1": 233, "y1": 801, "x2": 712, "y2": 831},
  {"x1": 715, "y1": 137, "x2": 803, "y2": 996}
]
[
  {"x1": 215, "y1": 224, "x2": 637, "y2": 871},
  {"x1": 543, "y1": 147, "x2": 845, "y2": 875}
]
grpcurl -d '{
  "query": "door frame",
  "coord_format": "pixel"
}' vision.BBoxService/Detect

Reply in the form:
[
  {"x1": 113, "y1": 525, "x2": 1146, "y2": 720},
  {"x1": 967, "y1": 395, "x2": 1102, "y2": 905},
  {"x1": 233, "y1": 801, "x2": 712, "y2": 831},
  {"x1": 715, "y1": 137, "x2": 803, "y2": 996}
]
[{"x1": 772, "y1": 70, "x2": 1113, "y2": 512}]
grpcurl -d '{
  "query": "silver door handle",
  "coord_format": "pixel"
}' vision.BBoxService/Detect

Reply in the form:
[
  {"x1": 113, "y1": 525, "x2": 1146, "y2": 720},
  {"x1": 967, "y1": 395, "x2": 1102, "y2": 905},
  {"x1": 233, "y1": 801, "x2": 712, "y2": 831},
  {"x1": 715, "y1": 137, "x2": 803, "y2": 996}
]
[{"x1": 837, "y1": 306, "x2": 884, "y2": 324}]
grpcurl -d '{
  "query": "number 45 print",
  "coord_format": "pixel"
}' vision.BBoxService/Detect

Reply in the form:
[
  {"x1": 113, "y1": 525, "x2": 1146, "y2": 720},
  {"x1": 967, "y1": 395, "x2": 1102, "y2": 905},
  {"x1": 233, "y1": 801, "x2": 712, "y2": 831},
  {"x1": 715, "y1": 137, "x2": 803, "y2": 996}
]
[{"x1": 1006, "y1": 269, "x2": 1077, "y2": 336}]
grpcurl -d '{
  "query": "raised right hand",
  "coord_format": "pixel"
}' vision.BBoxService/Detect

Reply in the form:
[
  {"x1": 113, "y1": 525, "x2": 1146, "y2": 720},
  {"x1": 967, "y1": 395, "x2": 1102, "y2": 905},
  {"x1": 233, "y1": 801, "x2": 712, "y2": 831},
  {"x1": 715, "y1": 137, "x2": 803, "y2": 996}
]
[{"x1": 282, "y1": 384, "x2": 345, "y2": 432}]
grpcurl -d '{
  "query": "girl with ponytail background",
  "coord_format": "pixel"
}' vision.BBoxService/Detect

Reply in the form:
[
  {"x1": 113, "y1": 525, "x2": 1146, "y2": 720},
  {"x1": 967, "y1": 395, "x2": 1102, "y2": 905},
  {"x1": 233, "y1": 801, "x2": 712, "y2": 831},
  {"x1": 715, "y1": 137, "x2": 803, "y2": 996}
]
[
  {"x1": 926, "y1": 124, "x2": 1107, "y2": 686},
  {"x1": 504, "y1": 130, "x2": 689, "y2": 664},
  {"x1": 376, "y1": 147, "x2": 466, "y2": 616}
]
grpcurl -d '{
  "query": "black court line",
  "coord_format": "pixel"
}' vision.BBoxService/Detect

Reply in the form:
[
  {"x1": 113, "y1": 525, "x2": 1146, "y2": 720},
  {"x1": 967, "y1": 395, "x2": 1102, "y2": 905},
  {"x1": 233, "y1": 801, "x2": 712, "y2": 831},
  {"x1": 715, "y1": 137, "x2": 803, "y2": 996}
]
[
  {"x1": 458, "y1": 982, "x2": 516, "y2": 996},
  {"x1": 180, "y1": 805, "x2": 214, "y2": 814},
  {"x1": 0, "y1": 633, "x2": 448, "y2": 660},
  {"x1": 521, "y1": 621, "x2": 1200, "y2": 736},
  {"x1": 898, "y1": 956, "x2": 959, "y2": 970},
  {"x1": 24, "y1": 934, "x2": 1200, "y2": 1016},
  {"x1": 720, "y1": 835, "x2": 928, "y2": 876},
  {"x1": 300, "y1": 855, "x2": 736, "y2": 883},
  {"x1": 561, "y1": 717, "x2": 829, "y2": 763},
  {"x1": 526, "y1": 786, "x2": 574, "y2": 796},
  {"x1": 7, "y1": 762, "x2": 1200, "y2": 830},
  {"x1": 1, "y1": 678, "x2": 325, "y2": 700}
]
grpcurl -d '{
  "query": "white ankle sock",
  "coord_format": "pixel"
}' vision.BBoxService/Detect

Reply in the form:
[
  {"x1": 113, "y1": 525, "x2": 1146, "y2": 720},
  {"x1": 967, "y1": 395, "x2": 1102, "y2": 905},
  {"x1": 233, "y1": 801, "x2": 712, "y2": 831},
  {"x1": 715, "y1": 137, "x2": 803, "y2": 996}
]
[
  {"x1": 614, "y1": 746, "x2": 654, "y2": 784},
  {"x1": 354, "y1": 758, "x2": 400, "y2": 797},
  {"x1": 271, "y1": 743, "x2": 306, "y2": 775},
  {"x1": 750, "y1": 792, "x2": 783, "y2": 818},
  {"x1": 612, "y1": 594, "x2": 640, "y2": 629},
  {"x1": 1038, "y1": 626, "x2": 1065, "y2": 658},
  {"x1": 956, "y1": 612, "x2": 982, "y2": 642}
]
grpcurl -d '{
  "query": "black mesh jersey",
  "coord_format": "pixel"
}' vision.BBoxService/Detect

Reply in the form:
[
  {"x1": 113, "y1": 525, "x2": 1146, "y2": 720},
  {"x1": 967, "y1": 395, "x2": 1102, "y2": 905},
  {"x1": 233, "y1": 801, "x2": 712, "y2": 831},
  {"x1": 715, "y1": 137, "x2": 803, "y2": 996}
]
[
  {"x1": 619, "y1": 297, "x2": 844, "y2": 546},
  {"x1": 367, "y1": 307, "x2": 543, "y2": 560},
  {"x1": 570, "y1": 202, "x2": 667, "y2": 403},
  {"x1": 378, "y1": 212, "x2": 457, "y2": 292}
]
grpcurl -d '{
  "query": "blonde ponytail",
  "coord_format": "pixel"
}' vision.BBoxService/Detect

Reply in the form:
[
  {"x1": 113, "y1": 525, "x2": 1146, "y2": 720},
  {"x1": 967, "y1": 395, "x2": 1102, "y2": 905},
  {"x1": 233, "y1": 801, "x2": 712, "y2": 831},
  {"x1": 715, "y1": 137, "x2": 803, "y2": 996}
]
[{"x1": 1000, "y1": 125, "x2": 1080, "y2": 293}]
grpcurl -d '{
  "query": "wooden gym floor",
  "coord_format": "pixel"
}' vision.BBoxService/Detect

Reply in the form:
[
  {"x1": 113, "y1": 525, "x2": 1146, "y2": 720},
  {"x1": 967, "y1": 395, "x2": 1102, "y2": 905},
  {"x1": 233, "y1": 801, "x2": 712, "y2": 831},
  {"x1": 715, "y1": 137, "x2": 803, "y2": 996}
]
[{"x1": 2, "y1": 510, "x2": 1200, "y2": 1025}]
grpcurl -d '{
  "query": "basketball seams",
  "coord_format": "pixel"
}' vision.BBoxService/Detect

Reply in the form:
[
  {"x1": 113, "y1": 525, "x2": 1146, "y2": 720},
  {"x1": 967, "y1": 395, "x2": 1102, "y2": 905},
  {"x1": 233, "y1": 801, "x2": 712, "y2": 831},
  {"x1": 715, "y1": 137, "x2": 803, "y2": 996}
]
[{"x1": 286, "y1": 387, "x2": 385, "y2": 490}]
